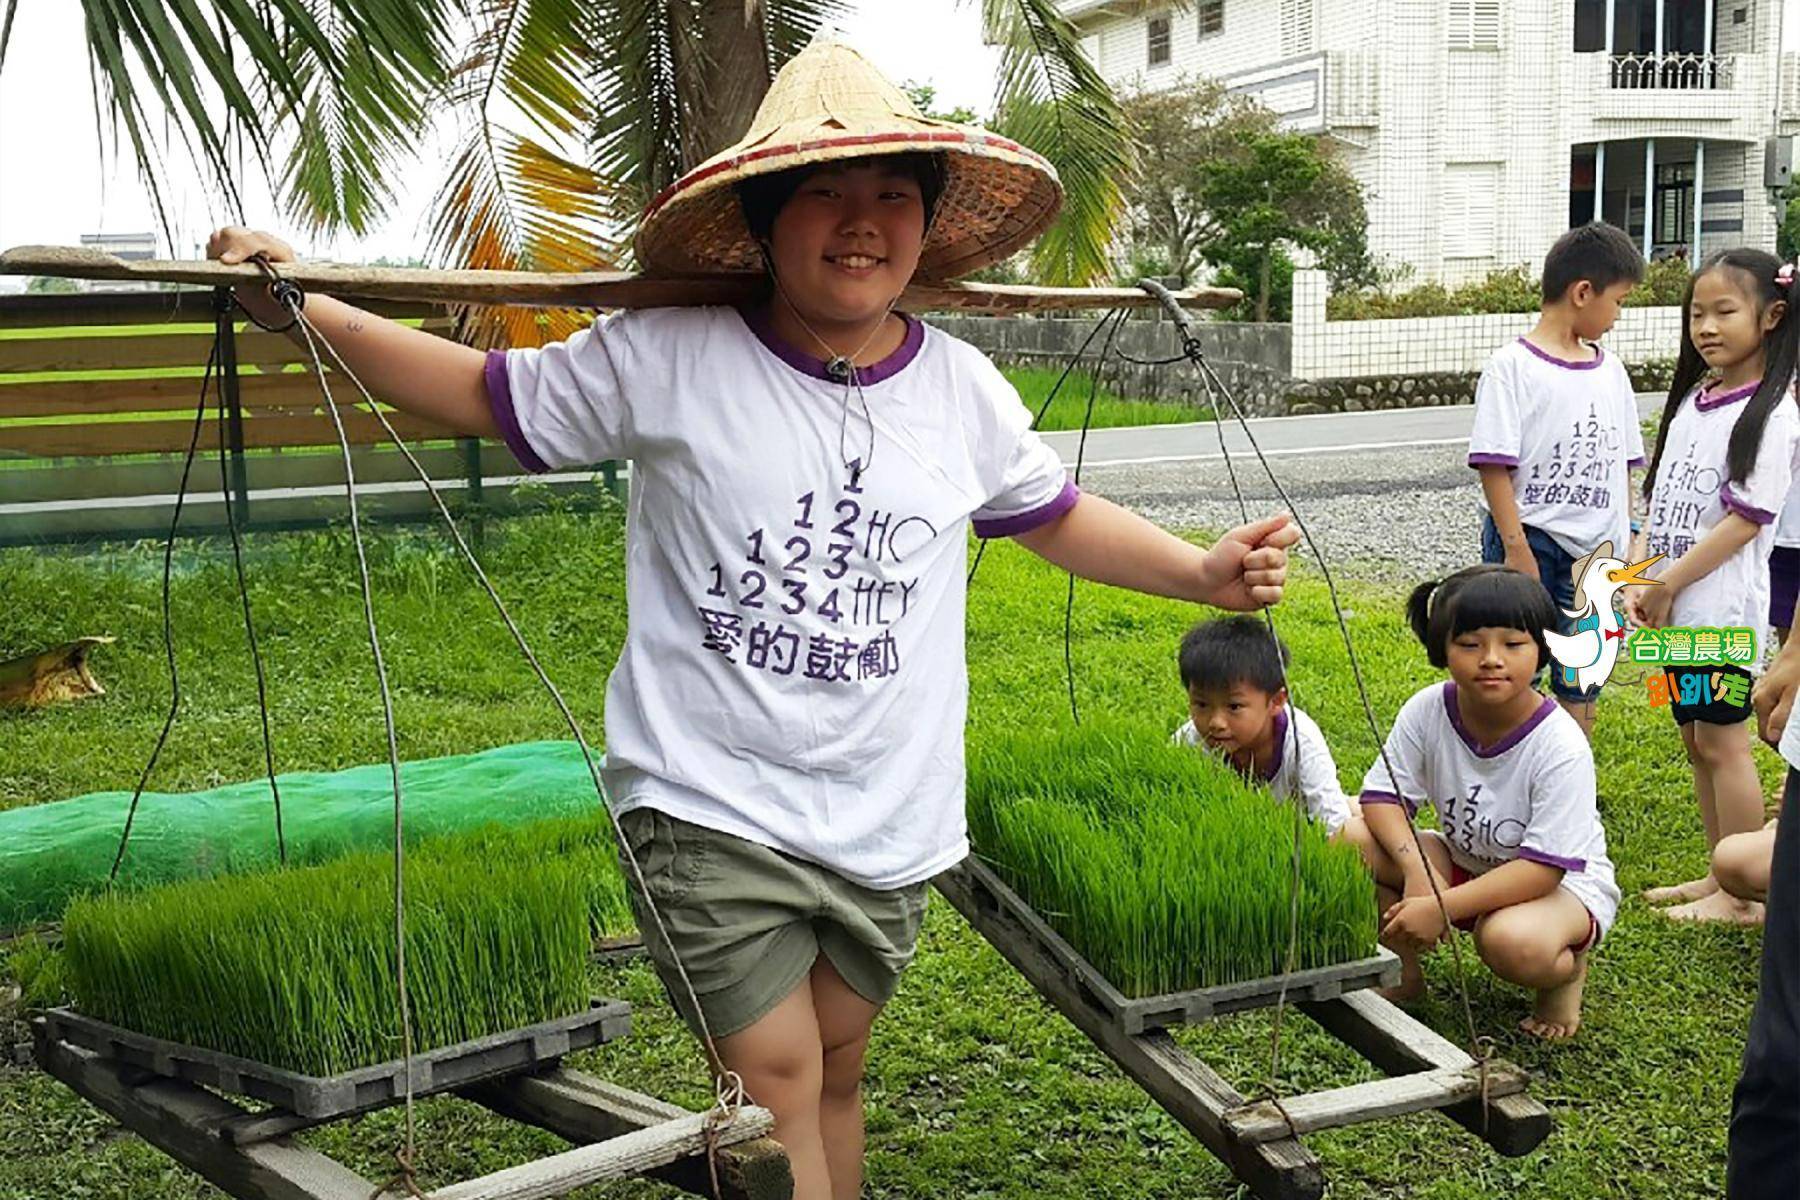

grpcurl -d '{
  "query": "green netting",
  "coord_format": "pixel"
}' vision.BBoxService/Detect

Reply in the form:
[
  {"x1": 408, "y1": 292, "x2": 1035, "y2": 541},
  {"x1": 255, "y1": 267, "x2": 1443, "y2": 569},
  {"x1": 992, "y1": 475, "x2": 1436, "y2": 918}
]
[{"x1": 0, "y1": 741, "x2": 608, "y2": 932}]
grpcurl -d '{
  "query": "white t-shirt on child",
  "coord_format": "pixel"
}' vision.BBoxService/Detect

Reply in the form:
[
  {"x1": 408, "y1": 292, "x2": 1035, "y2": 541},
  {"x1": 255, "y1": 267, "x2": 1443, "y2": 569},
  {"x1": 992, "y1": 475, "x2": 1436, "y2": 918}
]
[
  {"x1": 1468, "y1": 338, "x2": 1645, "y2": 558},
  {"x1": 1774, "y1": 471, "x2": 1800, "y2": 549},
  {"x1": 1173, "y1": 705, "x2": 1354, "y2": 833},
  {"x1": 1358, "y1": 682, "x2": 1620, "y2": 938},
  {"x1": 487, "y1": 306, "x2": 1075, "y2": 889},
  {"x1": 1644, "y1": 380, "x2": 1800, "y2": 634}
]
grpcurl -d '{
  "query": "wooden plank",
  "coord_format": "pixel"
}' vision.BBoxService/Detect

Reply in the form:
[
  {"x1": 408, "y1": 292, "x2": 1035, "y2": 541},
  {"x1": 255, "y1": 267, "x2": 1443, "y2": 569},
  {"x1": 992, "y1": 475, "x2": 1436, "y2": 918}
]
[
  {"x1": 1297, "y1": 991, "x2": 1552, "y2": 1156},
  {"x1": 0, "y1": 410, "x2": 462, "y2": 457},
  {"x1": 32, "y1": 1022, "x2": 376, "y2": 1200},
  {"x1": 1, "y1": 245, "x2": 1243, "y2": 312},
  {"x1": 934, "y1": 862, "x2": 1323, "y2": 1200},
  {"x1": 427, "y1": 1106, "x2": 774, "y2": 1200},
  {"x1": 0, "y1": 288, "x2": 447, "y2": 328},
  {"x1": 0, "y1": 329, "x2": 322, "y2": 374},
  {"x1": 0, "y1": 375, "x2": 348, "y2": 417},
  {"x1": 464, "y1": 1070, "x2": 792, "y2": 1200},
  {"x1": 1221, "y1": 1063, "x2": 1529, "y2": 1145}
]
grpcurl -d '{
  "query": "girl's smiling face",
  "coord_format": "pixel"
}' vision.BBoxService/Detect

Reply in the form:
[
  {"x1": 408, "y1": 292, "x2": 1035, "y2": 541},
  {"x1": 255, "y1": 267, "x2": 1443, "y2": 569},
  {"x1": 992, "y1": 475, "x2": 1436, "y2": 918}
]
[
  {"x1": 767, "y1": 161, "x2": 927, "y2": 327},
  {"x1": 1689, "y1": 266, "x2": 1785, "y2": 374},
  {"x1": 1445, "y1": 625, "x2": 1540, "y2": 709}
]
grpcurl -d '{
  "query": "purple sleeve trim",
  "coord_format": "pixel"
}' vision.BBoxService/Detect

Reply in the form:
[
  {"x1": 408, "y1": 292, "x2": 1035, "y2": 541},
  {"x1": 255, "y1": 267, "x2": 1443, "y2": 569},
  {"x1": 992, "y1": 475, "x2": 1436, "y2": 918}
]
[
  {"x1": 973, "y1": 478, "x2": 1080, "y2": 539},
  {"x1": 484, "y1": 349, "x2": 552, "y2": 475},
  {"x1": 1721, "y1": 483, "x2": 1776, "y2": 526},
  {"x1": 1467, "y1": 453, "x2": 1519, "y2": 468},
  {"x1": 1359, "y1": 790, "x2": 1416, "y2": 814},
  {"x1": 1517, "y1": 847, "x2": 1586, "y2": 873},
  {"x1": 1628, "y1": 455, "x2": 1647, "y2": 468}
]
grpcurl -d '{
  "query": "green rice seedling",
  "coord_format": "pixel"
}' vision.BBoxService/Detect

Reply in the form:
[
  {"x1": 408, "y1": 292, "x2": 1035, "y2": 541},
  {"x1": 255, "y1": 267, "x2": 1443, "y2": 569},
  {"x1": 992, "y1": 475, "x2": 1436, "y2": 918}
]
[
  {"x1": 61, "y1": 834, "x2": 594, "y2": 1076},
  {"x1": 967, "y1": 721, "x2": 1378, "y2": 997},
  {"x1": 3, "y1": 931, "x2": 69, "y2": 1009}
]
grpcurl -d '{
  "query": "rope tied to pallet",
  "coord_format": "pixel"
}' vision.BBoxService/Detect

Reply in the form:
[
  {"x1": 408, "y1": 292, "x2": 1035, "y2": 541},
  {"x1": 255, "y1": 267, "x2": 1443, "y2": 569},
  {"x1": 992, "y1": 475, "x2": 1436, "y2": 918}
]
[
  {"x1": 1133, "y1": 278, "x2": 1492, "y2": 1127},
  {"x1": 110, "y1": 256, "x2": 753, "y2": 1198}
]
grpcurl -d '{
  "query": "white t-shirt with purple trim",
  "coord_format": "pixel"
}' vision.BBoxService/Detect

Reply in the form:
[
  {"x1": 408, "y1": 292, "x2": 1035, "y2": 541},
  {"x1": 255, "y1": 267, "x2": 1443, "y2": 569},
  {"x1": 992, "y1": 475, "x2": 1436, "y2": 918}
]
[
  {"x1": 1468, "y1": 338, "x2": 1645, "y2": 558},
  {"x1": 1644, "y1": 379, "x2": 1800, "y2": 634},
  {"x1": 1172, "y1": 705, "x2": 1354, "y2": 833},
  {"x1": 485, "y1": 305, "x2": 1076, "y2": 889},
  {"x1": 1358, "y1": 682, "x2": 1620, "y2": 938}
]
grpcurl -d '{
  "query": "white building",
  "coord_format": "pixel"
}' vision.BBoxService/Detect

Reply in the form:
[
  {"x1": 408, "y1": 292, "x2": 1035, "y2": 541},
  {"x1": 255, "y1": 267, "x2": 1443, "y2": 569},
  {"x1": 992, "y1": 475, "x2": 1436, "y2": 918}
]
[{"x1": 1063, "y1": 0, "x2": 1800, "y2": 283}]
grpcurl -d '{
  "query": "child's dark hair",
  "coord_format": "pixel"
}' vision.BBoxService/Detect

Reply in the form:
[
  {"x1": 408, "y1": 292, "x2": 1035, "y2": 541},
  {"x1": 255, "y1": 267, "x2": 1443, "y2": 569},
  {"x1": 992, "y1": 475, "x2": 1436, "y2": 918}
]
[
  {"x1": 1643, "y1": 248, "x2": 1800, "y2": 498},
  {"x1": 1541, "y1": 221, "x2": 1646, "y2": 304},
  {"x1": 735, "y1": 152, "x2": 947, "y2": 246},
  {"x1": 1406, "y1": 565, "x2": 1559, "y2": 670},
  {"x1": 1178, "y1": 616, "x2": 1290, "y2": 695}
]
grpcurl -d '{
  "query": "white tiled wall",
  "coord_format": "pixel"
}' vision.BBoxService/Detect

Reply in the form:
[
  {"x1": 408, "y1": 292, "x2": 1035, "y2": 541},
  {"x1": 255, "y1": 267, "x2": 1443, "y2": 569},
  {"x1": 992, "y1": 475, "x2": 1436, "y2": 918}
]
[{"x1": 1290, "y1": 269, "x2": 1685, "y2": 379}]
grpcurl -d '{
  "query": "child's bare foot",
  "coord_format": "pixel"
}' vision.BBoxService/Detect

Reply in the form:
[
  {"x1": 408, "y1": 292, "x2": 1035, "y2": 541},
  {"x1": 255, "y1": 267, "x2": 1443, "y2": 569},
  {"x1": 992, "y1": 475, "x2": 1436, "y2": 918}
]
[
  {"x1": 1519, "y1": 954, "x2": 1587, "y2": 1041},
  {"x1": 1642, "y1": 875, "x2": 1718, "y2": 905},
  {"x1": 1660, "y1": 890, "x2": 1765, "y2": 925}
]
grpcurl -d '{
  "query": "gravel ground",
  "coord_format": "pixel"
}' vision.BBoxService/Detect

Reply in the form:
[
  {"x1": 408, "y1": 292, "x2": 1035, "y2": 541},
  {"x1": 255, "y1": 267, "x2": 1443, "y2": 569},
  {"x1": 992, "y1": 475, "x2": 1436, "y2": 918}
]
[{"x1": 1072, "y1": 443, "x2": 1491, "y2": 586}]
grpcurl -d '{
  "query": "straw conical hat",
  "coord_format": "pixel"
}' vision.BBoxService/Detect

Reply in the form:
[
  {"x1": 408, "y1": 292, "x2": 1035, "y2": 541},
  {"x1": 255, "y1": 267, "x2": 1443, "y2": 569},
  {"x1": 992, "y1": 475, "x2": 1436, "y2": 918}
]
[{"x1": 633, "y1": 37, "x2": 1063, "y2": 281}]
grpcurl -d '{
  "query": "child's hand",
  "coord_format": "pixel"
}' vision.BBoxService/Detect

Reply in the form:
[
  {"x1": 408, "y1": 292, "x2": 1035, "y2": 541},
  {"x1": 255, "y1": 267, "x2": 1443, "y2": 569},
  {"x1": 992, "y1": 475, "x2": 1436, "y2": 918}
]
[
  {"x1": 206, "y1": 226, "x2": 298, "y2": 328},
  {"x1": 206, "y1": 226, "x2": 296, "y2": 266},
  {"x1": 1631, "y1": 583, "x2": 1674, "y2": 629},
  {"x1": 1196, "y1": 513, "x2": 1300, "y2": 610},
  {"x1": 1382, "y1": 894, "x2": 1450, "y2": 950}
]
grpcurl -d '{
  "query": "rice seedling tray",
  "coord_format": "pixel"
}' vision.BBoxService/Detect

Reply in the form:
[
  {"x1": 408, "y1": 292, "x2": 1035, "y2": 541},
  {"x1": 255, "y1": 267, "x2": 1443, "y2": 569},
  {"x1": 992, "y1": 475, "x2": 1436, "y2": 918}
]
[
  {"x1": 37, "y1": 997, "x2": 631, "y2": 1119},
  {"x1": 948, "y1": 856, "x2": 1400, "y2": 1036}
]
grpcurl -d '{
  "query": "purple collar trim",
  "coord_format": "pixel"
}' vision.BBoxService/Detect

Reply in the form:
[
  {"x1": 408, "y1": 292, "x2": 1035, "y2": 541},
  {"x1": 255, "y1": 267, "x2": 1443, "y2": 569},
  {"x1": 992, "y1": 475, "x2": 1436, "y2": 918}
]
[
  {"x1": 737, "y1": 305, "x2": 924, "y2": 385},
  {"x1": 1517, "y1": 337, "x2": 1603, "y2": 370},
  {"x1": 1442, "y1": 680, "x2": 1556, "y2": 758},
  {"x1": 1259, "y1": 707, "x2": 1290, "y2": 782},
  {"x1": 1695, "y1": 378, "x2": 1761, "y2": 412}
]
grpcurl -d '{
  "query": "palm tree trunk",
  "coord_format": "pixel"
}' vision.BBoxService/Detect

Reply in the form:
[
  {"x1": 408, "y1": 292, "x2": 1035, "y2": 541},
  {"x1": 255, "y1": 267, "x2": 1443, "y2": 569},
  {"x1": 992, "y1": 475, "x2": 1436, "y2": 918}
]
[{"x1": 676, "y1": 2, "x2": 774, "y2": 168}]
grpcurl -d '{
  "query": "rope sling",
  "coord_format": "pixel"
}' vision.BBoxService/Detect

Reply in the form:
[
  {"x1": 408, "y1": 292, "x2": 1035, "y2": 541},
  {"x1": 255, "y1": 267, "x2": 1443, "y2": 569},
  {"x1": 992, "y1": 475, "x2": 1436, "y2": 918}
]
[{"x1": 102, "y1": 259, "x2": 1495, "y2": 1196}]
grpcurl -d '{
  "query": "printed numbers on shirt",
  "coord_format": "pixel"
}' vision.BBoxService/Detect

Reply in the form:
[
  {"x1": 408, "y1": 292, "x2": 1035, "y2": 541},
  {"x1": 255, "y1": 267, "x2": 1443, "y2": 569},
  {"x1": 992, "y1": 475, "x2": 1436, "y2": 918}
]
[{"x1": 1438, "y1": 783, "x2": 1525, "y2": 858}]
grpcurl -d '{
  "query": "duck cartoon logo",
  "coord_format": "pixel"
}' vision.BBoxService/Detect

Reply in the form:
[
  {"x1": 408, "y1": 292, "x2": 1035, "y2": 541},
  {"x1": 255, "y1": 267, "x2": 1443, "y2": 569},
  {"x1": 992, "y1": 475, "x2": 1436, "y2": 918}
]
[{"x1": 1543, "y1": 540, "x2": 1665, "y2": 692}]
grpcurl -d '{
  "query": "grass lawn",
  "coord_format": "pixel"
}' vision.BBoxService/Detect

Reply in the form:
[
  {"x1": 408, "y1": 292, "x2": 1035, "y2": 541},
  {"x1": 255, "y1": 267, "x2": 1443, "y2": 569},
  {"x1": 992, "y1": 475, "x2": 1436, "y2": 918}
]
[{"x1": 0, "y1": 504, "x2": 1781, "y2": 1199}]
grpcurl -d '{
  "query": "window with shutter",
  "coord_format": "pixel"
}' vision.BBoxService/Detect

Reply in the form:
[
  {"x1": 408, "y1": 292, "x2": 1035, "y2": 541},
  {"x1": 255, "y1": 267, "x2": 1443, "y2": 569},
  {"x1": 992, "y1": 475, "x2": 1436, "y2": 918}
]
[
  {"x1": 1448, "y1": 0, "x2": 1501, "y2": 49},
  {"x1": 1147, "y1": 14, "x2": 1172, "y2": 67},
  {"x1": 1280, "y1": 0, "x2": 1315, "y2": 56},
  {"x1": 1198, "y1": 0, "x2": 1224, "y2": 39},
  {"x1": 1443, "y1": 163, "x2": 1501, "y2": 258}
]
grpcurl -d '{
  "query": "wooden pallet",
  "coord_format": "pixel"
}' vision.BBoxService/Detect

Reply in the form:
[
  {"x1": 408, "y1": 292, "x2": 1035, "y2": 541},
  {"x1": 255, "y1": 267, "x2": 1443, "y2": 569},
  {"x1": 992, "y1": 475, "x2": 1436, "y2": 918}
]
[
  {"x1": 935, "y1": 859, "x2": 1551, "y2": 1200},
  {"x1": 31, "y1": 1017, "x2": 791, "y2": 1200},
  {"x1": 958, "y1": 854, "x2": 1401, "y2": 1034}
]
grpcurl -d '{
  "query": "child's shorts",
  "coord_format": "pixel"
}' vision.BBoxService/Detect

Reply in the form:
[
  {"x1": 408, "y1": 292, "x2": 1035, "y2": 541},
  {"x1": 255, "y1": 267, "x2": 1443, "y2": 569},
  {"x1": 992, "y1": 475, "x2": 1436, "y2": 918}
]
[
  {"x1": 615, "y1": 807, "x2": 929, "y2": 1039},
  {"x1": 1422, "y1": 832, "x2": 1601, "y2": 951},
  {"x1": 1665, "y1": 665, "x2": 1755, "y2": 726},
  {"x1": 1770, "y1": 545, "x2": 1800, "y2": 629},
  {"x1": 1479, "y1": 516, "x2": 1598, "y2": 703}
]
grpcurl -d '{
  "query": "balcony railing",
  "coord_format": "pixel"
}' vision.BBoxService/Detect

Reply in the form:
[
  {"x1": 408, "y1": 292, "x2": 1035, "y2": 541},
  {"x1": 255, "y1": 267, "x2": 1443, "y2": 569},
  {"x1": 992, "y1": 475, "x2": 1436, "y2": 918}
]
[{"x1": 1608, "y1": 51, "x2": 1735, "y2": 90}]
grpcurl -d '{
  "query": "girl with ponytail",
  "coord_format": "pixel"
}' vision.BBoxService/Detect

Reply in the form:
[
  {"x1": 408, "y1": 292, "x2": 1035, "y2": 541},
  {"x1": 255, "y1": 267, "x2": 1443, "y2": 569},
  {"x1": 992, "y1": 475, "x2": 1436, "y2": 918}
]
[{"x1": 1633, "y1": 249, "x2": 1800, "y2": 924}]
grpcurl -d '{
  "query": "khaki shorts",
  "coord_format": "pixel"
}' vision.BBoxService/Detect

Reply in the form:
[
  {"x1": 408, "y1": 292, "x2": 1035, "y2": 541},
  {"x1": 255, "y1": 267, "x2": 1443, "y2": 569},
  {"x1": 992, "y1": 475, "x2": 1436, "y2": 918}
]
[{"x1": 615, "y1": 807, "x2": 930, "y2": 1038}]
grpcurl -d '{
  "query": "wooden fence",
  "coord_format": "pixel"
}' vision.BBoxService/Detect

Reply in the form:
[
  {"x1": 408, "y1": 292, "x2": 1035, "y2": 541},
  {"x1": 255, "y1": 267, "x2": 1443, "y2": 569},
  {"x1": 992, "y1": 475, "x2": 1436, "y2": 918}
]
[{"x1": 0, "y1": 289, "x2": 618, "y2": 547}]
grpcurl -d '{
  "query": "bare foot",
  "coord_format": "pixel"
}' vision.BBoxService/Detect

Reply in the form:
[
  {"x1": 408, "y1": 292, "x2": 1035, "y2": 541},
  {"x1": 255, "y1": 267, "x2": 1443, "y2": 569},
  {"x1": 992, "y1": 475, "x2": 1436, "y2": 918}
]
[
  {"x1": 1520, "y1": 954, "x2": 1587, "y2": 1041},
  {"x1": 1642, "y1": 876, "x2": 1719, "y2": 905},
  {"x1": 1661, "y1": 890, "x2": 1765, "y2": 925}
]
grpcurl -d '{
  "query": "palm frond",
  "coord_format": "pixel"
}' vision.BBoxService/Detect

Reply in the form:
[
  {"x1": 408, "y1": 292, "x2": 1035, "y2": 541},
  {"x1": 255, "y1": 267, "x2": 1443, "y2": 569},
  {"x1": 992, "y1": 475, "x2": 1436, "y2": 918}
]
[
  {"x1": 591, "y1": 0, "x2": 694, "y2": 225},
  {"x1": 26, "y1": 2, "x2": 453, "y2": 244},
  {"x1": 981, "y1": 0, "x2": 1135, "y2": 285}
]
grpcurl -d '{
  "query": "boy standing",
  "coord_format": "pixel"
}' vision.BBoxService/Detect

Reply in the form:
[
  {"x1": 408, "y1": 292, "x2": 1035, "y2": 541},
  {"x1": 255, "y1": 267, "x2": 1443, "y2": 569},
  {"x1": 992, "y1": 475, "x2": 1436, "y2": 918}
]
[{"x1": 1470, "y1": 222, "x2": 1648, "y2": 737}]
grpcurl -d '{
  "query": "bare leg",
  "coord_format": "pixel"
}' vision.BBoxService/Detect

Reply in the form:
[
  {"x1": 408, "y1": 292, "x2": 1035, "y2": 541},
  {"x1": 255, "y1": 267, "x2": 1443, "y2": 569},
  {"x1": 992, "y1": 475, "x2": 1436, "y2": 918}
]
[
  {"x1": 717, "y1": 976, "x2": 832, "y2": 1200},
  {"x1": 1715, "y1": 820, "x2": 1778, "y2": 904},
  {"x1": 1340, "y1": 818, "x2": 1451, "y2": 1002},
  {"x1": 810, "y1": 957, "x2": 882, "y2": 1200},
  {"x1": 1556, "y1": 695, "x2": 1596, "y2": 740},
  {"x1": 1645, "y1": 723, "x2": 1723, "y2": 904},
  {"x1": 1667, "y1": 722, "x2": 1767, "y2": 923},
  {"x1": 1472, "y1": 890, "x2": 1595, "y2": 1040}
]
